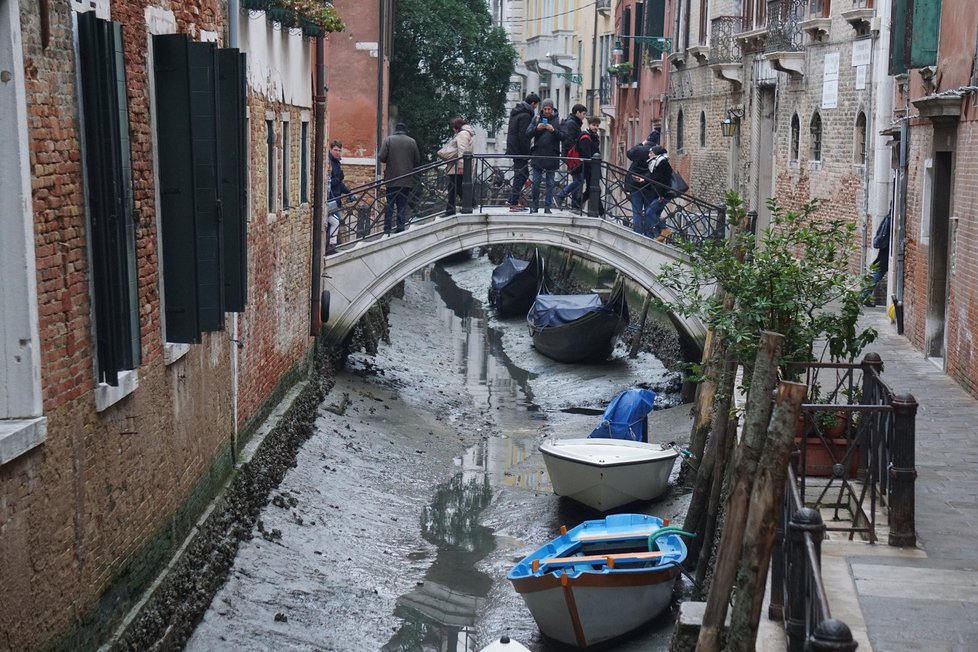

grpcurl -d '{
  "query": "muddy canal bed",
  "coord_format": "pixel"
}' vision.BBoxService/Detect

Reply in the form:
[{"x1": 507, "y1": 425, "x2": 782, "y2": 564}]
[{"x1": 187, "y1": 252, "x2": 694, "y2": 651}]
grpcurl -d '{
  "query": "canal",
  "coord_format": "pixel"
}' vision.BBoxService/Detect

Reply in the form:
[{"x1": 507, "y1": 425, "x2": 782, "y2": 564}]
[{"x1": 186, "y1": 251, "x2": 694, "y2": 651}]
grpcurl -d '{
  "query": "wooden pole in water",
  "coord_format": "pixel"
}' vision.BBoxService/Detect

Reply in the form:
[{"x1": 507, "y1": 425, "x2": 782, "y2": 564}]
[
  {"x1": 697, "y1": 331, "x2": 784, "y2": 651},
  {"x1": 726, "y1": 380, "x2": 807, "y2": 652},
  {"x1": 628, "y1": 291, "x2": 653, "y2": 358}
]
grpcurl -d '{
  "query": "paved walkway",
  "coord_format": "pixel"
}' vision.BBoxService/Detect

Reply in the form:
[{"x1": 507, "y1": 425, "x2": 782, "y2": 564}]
[{"x1": 821, "y1": 307, "x2": 978, "y2": 652}]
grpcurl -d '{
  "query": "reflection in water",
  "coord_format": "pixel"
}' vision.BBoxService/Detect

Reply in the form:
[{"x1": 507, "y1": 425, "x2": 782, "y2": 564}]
[{"x1": 385, "y1": 263, "x2": 541, "y2": 652}]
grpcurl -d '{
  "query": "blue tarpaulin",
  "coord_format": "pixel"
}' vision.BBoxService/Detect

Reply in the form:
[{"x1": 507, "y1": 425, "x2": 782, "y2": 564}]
[
  {"x1": 588, "y1": 388, "x2": 657, "y2": 442},
  {"x1": 527, "y1": 293, "x2": 606, "y2": 328},
  {"x1": 491, "y1": 256, "x2": 530, "y2": 291}
]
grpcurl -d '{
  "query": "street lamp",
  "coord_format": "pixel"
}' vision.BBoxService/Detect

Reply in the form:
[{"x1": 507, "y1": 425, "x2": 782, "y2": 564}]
[
  {"x1": 612, "y1": 39, "x2": 624, "y2": 57},
  {"x1": 721, "y1": 108, "x2": 744, "y2": 137}
]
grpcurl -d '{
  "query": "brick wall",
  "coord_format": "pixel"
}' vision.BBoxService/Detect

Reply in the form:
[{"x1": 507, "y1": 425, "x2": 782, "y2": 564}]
[{"x1": 0, "y1": 2, "x2": 316, "y2": 649}]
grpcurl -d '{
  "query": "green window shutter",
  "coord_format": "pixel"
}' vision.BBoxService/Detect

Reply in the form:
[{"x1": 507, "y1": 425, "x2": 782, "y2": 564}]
[
  {"x1": 218, "y1": 49, "x2": 248, "y2": 313},
  {"x1": 78, "y1": 11, "x2": 140, "y2": 385},
  {"x1": 153, "y1": 34, "x2": 201, "y2": 343},
  {"x1": 909, "y1": 0, "x2": 941, "y2": 68},
  {"x1": 188, "y1": 41, "x2": 225, "y2": 332},
  {"x1": 889, "y1": 0, "x2": 909, "y2": 74},
  {"x1": 646, "y1": 0, "x2": 666, "y2": 37}
]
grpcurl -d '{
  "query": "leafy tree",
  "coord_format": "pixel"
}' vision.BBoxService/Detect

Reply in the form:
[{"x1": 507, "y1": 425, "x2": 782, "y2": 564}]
[
  {"x1": 391, "y1": 0, "x2": 517, "y2": 157},
  {"x1": 655, "y1": 192, "x2": 878, "y2": 384}
]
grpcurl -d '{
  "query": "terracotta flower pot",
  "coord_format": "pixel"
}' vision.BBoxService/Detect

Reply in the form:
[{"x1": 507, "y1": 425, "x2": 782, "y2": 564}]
[{"x1": 794, "y1": 436, "x2": 859, "y2": 478}]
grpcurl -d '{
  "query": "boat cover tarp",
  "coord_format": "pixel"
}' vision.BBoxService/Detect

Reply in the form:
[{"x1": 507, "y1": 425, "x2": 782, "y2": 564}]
[
  {"x1": 491, "y1": 256, "x2": 530, "y2": 290},
  {"x1": 527, "y1": 293, "x2": 606, "y2": 328},
  {"x1": 588, "y1": 388, "x2": 657, "y2": 442}
]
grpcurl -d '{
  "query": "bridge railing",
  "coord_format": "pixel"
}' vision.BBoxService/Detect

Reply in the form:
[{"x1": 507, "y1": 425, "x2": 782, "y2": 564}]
[{"x1": 330, "y1": 154, "x2": 726, "y2": 249}]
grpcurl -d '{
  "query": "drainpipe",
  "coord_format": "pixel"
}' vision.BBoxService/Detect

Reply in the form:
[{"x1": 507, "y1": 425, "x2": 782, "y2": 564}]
[
  {"x1": 229, "y1": 0, "x2": 240, "y2": 464},
  {"x1": 590, "y1": 2, "x2": 598, "y2": 114},
  {"x1": 894, "y1": 117, "x2": 908, "y2": 334},
  {"x1": 229, "y1": 0, "x2": 239, "y2": 47},
  {"x1": 375, "y1": 0, "x2": 386, "y2": 178},
  {"x1": 310, "y1": 37, "x2": 326, "y2": 335}
]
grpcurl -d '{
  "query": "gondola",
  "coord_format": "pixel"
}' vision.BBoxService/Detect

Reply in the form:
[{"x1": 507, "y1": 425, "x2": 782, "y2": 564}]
[
  {"x1": 488, "y1": 250, "x2": 547, "y2": 318},
  {"x1": 526, "y1": 281, "x2": 629, "y2": 363}
]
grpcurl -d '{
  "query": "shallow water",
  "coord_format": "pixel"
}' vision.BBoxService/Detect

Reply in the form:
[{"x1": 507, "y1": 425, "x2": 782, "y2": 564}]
[{"x1": 187, "y1": 252, "x2": 690, "y2": 652}]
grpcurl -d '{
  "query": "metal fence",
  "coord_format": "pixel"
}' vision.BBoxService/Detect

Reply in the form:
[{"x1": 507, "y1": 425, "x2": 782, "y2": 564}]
[
  {"x1": 787, "y1": 354, "x2": 917, "y2": 546},
  {"x1": 329, "y1": 153, "x2": 726, "y2": 250}
]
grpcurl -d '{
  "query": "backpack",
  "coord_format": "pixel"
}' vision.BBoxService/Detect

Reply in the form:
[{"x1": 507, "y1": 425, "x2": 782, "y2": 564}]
[{"x1": 566, "y1": 132, "x2": 590, "y2": 171}]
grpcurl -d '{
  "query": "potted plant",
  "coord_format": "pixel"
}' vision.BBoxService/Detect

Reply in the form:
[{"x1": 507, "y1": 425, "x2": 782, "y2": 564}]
[{"x1": 607, "y1": 62, "x2": 633, "y2": 84}]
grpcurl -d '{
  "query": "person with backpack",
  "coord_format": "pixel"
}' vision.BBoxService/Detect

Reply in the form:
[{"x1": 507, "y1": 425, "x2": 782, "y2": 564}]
[
  {"x1": 644, "y1": 145, "x2": 673, "y2": 240},
  {"x1": 577, "y1": 117, "x2": 603, "y2": 214},
  {"x1": 555, "y1": 104, "x2": 587, "y2": 209},
  {"x1": 864, "y1": 211, "x2": 891, "y2": 305}
]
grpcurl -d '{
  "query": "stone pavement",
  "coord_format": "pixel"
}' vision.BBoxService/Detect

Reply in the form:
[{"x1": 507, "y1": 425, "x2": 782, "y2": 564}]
[{"x1": 818, "y1": 307, "x2": 978, "y2": 652}]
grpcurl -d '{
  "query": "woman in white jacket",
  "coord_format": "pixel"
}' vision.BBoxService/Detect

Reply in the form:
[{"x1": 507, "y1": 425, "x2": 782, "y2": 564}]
[{"x1": 438, "y1": 116, "x2": 475, "y2": 216}]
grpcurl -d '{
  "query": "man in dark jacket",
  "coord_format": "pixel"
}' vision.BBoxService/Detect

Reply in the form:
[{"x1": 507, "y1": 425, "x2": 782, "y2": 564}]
[
  {"x1": 505, "y1": 92, "x2": 540, "y2": 211},
  {"x1": 379, "y1": 123, "x2": 421, "y2": 233},
  {"x1": 625, "y1": 135, "x2": 654, "y2": 234},
  {"x1": 525, "y1": 98, "x2": 561, "y2": 213},
  {"x1": 644, "y1": 145, "x2": 673, "y2": 239},
  {"x1": 555, "y1": 104, "x2": 587, "y2": 209}
]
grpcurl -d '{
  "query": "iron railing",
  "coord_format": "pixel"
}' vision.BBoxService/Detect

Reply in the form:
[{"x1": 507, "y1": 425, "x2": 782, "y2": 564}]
[
  {"x1": 766, "y1": 0, "x2": 805, "y2": 52},
  {"x1": 787, "y1": 354, "x2": 917, "y2": 546},
  {"x1": 329, "y1": 153, "x2": 726, "y2": 251},
  {"x1": 769, "y1": 467, "x2": 859, "y2": 652},
  {"x1": 709, "y1": 16, "x2": 743, "y2": 63}
]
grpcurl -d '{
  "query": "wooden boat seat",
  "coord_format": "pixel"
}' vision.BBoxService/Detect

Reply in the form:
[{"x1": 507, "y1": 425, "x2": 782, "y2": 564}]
[
  {"x1": 576, "y1": 530, "x2": 658, "y2": 543},
  {"x1": 534, "y1": 550, "x2": 666, "y2": 570}
]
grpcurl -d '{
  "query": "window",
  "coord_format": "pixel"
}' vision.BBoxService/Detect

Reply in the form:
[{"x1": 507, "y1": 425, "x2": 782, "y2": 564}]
[
  {"x1": 743, "y1": 0, "x2": 768, "y2": 31},
  {"x1": 854, "y1": 112, "x2": 867, "y2": 164},
  {"x1": 282, "y1": 118, "x2": 290, "y2": 210},
  {"x1": 808, "y1": 0, "x2": 831, "y2": 17},
  {"x1": 699, "y1": 111, "x2": 706, "y2": 147},
  {"x1": 890, "y1": 0, "x2": 939, "y2": 74},
  {"x1": 790, "y1": 113, "x2": 800, "y2": 161},
  {"x1": 152, "y1": 33, "x2": 248, "y2": 343},
  {"x1": 676, "y1": 109, "x2": 685, "y2": 152},
  {"x1": 810, "y1": 112, "x2": 823, "y2": 161},
  {"x1": 78, "y1": 11, "x2": 140, "y2": 385},
  {"x1": 266, "y1": 119, "x2": 275, "y2": 213},
  {"x1": 699, "y1": 0, "x2": 708, "y2": 44},
  {"x1": 300, "y1": 121, "x2": 309, "y2": 203}
]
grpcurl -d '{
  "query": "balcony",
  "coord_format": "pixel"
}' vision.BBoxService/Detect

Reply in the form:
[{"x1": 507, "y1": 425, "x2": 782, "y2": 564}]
[
  {"x1": 765, "y1": 0, "x2": 804, "y2": 53},
  {"x1": 841, "y1": 7, "x2": 875, "y2": 35},
  {"x1": 799, "y1": 17, "x2": 831, "y2": 42},
  {"x1": 709, "y1": 16, "x2": 744, "y2": 88},
  {"x1": 596, "y1": 0, "x2": 611, "y2": 15},
  {"x1": 764, "y1": 0, "x2": 805, "y2": 77}
]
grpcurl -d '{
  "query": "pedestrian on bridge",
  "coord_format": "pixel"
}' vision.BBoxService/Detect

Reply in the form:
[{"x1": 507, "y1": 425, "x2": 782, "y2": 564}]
[
  {"x1": 505, "y1": 92, "x2": 540, "y2": 212},
  {"x1": 379, "y1": 123, "x2": 421, "y2": 233},
  {"x1": 555, "y1": 104, "x2": 587, "y2": 209},
  {"x1": 625, "y1": 133, "x2": 655, "y2": 234},
  {"x1": 327, "y1": 140, "x2": 353, "y2": 254},
  {"x1": 525, "y1": 98, "x2": 561, "y2": 213},
  {"x1": 437, "y1": 116, "x2": 475, "y2": 216},
  {"x1": 644, "y1": 145, "x2": 673, "y2": 240}
]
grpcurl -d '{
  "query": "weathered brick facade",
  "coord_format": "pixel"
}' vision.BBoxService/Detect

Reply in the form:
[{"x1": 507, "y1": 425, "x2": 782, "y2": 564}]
[{"x1": 0, "y1": 1, "x2": 320, "y2": 648}]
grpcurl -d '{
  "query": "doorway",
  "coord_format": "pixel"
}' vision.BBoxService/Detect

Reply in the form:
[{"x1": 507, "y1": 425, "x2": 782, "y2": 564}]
[{"x1": 926, "y1": 149, "x2": 953, "y2": 364}]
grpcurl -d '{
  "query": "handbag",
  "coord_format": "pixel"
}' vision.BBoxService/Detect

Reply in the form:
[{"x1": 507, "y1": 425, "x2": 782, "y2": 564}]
[{"x1": 670, "y1": 170, "x2": 689, "y2": 197}]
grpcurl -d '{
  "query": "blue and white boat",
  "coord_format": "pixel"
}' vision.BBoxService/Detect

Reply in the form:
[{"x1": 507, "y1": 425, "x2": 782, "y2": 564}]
[
  {"x1": 507, "y1": 514, "x2": 688, "y2": 648},
  {"x1": 539, "y1": 389, "x2": 679, "y2": 511}
]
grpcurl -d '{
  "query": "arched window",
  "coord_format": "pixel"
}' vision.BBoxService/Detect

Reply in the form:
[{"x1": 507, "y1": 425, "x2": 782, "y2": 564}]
[
  {"x1": 854, "y1": 112, "x2": 867, "y2": 164},
  {"x1": 677, "y1": 110, "x2": 685, "y2": 152},
  {"x1": 790, "y1": 113, "x2": 800, "y2": 161},
  {"x1": 699, "y1": 111, "x2": 707, "y2": 147},
  {"x1": 810, "y1": 112, "x2": 822, "y2": 161}
]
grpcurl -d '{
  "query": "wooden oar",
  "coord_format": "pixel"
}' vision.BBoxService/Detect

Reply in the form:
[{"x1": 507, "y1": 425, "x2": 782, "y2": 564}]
[{"x1": 532, "y1": 550, "x2": 667, "y2": 571}]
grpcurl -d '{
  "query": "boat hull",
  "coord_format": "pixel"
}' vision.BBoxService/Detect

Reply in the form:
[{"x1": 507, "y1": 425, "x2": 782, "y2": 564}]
[
  {"x1": 528, "y1": 283, "x2": 629, "y2": 363},
  {"x1": 540, "y1": 438, "x2": 679, "y2": 511},
  {"x1": 507, "y1": 514, "x2": 686, "y2": 649},
  {"x1": 512, "y1": 567, "x2": 679, "y2": 647}
]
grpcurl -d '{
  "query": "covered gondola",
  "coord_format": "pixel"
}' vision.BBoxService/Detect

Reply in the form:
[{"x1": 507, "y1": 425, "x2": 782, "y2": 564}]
[
  {"x1": 488, "y1": 250, "x2": 547, "y2": 318},
  {"x1": 526, "y1": 281, "x2": 629, "y2": 363}
]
